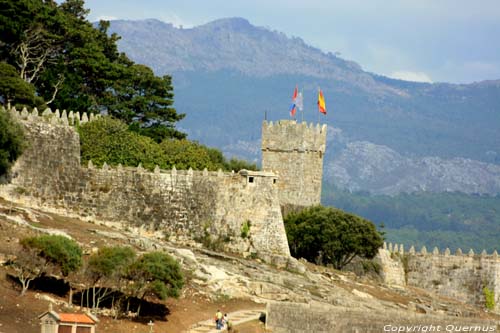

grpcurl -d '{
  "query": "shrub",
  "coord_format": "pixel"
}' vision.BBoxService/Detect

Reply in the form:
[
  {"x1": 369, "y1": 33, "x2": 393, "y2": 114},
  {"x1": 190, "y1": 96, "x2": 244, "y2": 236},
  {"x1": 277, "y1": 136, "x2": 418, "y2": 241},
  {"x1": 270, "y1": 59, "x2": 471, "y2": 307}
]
[
  {"x1": 78, "y1": 117, "x2": 163, "y2": 170},
  {"x1": 483, "y1": 286, "x2": 495, "y2": 310},
  {"x1": 285, "y1": 205, "x2": 384, "y2": 269},
  {"x1": 240, "y1": 220, "x2": 251, "y2": 239},
  {"x1": 21, "y1": 235, "x2": 82, "y2": 276},
  {"x1": 79, "y1": 117, "x2": 258, "y2": 172},
  {"x1": 0, "y1": 107, "x2": 26, "y2": 177}
]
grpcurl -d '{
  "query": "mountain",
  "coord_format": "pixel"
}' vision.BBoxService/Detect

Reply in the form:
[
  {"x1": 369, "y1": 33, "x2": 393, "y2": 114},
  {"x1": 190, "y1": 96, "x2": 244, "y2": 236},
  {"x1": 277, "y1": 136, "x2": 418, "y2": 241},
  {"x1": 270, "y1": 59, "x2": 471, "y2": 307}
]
[{"x1": 107, "y1": 18, "x2": 500, "y2": 195}]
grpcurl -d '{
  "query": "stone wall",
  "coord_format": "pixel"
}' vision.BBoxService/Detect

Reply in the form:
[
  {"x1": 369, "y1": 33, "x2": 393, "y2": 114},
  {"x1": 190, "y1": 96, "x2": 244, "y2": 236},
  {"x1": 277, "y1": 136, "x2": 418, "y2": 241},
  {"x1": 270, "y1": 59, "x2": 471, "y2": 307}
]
[
  {"x1": 1, "y1": 106, "x2": 290, "y2": 257},
  {"x1": 266, "y1": 301, "x2": 497, "y2": 333},
  {"x1": 380, "y1": 242, "x2": 500, "y2": 312},
  {"x1": 261, "y1": 120, "x2": 327, "y2": 209}
]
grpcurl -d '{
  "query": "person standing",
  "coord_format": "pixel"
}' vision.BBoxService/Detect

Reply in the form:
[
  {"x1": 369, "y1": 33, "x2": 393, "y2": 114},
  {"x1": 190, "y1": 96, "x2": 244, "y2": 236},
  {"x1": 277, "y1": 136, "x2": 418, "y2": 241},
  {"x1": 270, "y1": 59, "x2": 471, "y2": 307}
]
[{"x1": 215, "y1": 309, "x2": 223, "y2": 330}]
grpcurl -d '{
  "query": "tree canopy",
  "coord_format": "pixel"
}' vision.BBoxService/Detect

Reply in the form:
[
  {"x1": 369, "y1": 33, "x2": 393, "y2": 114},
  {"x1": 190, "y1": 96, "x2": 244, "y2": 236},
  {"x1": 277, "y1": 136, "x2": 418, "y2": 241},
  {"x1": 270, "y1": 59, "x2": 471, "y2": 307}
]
[
  {"x1": 284, "y1": 205, "x2": 384, "y2": 269},
  {"x1": 126, "y1": 251, "x2": 184, "y2": 316},
  {"x1": 78, "y1": 117, "x2": 258, "y2": 171},
  {"x1": 20, "y1": 234, "x2": 83, "y2": 276},
  {"x1": 0, "y1": 0, "x2": 185, "y2": 141},
  {"x1": 0, "y1": 107, "x2": 25, "y2": 178}
]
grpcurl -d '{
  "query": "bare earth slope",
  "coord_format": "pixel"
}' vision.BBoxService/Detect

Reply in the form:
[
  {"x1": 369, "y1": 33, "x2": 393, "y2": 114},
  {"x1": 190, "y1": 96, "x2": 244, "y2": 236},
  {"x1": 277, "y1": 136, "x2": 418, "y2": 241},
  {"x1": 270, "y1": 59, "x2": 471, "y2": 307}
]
[{"x1": 0, "y1": 197, "x2": 497, "y2": 333}]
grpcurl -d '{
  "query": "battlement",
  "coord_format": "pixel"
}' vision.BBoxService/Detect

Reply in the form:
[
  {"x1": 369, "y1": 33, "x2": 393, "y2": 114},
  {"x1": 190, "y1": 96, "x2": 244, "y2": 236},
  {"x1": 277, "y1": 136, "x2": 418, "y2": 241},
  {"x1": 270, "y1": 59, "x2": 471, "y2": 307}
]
[
  {"x1": 261, "y1": 120, "x2": 327, "y2": 153},
  {"x1": 383, "y1": 242, "x2": 499, "y2": 260},
  {"x1": 5, "y1": 105, "x2": 99, "y2": 126},
  {"x1": 86, "y1": 160, "x2": 279, "y2": 186}
]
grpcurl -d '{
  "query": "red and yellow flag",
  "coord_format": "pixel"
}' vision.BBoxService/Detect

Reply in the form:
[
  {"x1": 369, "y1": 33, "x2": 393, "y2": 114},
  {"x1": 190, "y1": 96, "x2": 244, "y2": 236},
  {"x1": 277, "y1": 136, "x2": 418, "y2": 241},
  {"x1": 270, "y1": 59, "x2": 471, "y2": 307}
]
[{"x1": 317, "y1": 89, "x2": 326, "y2": 114}]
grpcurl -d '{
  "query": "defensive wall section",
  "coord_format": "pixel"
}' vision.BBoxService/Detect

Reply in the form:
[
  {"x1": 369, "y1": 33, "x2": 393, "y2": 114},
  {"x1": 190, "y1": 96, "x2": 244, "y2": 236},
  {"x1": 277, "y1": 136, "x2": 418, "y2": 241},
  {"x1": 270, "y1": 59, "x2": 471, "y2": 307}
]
[
  {"x1": 378, "y1": 242, "x2": 500, "y2": 312},
  {"x1": 0, "y1": 106, "x2": 290, "y2": 258},
  {"x1": 261, "y1": 120, "x2": 327, "y2": 212},
  {"x1": 266, "y1": 301, "x2": 497, "y2": 332}
]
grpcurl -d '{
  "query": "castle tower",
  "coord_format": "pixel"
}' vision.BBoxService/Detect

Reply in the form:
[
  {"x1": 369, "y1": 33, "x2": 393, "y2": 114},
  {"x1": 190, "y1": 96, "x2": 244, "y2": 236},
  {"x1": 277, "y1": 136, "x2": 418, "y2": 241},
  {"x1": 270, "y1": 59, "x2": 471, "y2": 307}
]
[{"x1": 261, "y1": 120, "x2": 327, "y2": 211}]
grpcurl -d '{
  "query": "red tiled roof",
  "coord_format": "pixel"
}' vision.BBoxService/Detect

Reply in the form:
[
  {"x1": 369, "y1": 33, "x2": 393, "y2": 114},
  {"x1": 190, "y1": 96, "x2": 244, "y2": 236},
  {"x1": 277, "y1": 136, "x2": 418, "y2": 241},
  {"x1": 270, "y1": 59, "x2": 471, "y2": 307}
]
[{"x1": 58, "y1": 313, "x2": 96, "y2": 324}]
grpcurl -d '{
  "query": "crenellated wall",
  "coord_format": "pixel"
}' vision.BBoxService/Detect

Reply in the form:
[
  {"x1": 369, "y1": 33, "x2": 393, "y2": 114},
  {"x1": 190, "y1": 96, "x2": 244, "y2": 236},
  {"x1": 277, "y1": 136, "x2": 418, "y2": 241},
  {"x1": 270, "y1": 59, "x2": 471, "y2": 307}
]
[
  {"x1": 380, "y1": 242, "x2": 500, "y2": 311},
  {"x1": 261, "y1": 120, "x2": 327, "y2": 210},
  {"x1": 1, "y1": 106, "x2": 290, "y2": 257}
]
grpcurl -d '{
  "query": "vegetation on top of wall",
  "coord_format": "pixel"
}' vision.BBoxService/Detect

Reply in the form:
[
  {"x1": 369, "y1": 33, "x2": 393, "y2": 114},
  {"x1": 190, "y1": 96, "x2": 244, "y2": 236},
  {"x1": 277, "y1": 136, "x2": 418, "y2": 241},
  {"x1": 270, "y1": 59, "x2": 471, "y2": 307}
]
[
  {"x1": 0, "y1": 107, "x2": 26, "y2": 178},
  {"x1": 284, "y1": 205, "x2": 384, "y2": 269},
  {"x1": 78, "y1": 117, "x2": 258, "y2": 171}
]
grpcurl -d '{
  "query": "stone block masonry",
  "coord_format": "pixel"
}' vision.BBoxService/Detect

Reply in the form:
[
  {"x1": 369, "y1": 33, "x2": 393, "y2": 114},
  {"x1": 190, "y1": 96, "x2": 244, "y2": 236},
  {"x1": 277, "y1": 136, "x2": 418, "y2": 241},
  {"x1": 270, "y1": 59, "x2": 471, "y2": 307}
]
[
  {"x1": 381, "y1": 242, "x2": 500, "y2": 312},
  {"x1": 266, "y1": 301, "x2": 497, "y2": 332},
  {"x1": 261, "y1": 120, "x2": 327, "y2": 210},
  {"x1": 1, "y1": 106, "x2": 290, "y2": 257}
]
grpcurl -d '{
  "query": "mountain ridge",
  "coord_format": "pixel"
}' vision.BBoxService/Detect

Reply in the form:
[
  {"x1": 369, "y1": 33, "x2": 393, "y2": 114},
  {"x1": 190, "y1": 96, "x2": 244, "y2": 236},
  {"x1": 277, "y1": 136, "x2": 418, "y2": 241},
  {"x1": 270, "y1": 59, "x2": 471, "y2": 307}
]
[{"x1": 106, "y1": 17, "x2": 500, "y2": 195}]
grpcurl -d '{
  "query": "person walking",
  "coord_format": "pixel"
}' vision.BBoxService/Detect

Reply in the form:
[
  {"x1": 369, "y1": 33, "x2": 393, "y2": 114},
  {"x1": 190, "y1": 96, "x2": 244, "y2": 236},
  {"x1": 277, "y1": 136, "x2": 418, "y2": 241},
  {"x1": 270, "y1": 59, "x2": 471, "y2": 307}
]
[{"x1": 215, "y1": 309, "x2": 223, "y2": 330}]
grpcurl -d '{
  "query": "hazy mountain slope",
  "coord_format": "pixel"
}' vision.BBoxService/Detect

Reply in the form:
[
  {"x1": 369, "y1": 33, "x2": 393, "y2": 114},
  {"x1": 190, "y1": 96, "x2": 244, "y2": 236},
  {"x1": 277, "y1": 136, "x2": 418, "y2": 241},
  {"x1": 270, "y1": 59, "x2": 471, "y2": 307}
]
[{"x1": 107, "y1": 18, "x2": 500, "y2": 195}]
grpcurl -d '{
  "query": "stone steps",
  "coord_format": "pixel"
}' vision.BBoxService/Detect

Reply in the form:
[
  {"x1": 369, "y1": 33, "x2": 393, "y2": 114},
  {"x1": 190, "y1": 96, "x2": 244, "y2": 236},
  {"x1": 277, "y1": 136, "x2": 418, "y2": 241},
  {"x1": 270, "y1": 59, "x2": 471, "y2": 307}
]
[{"x1": 185, "y1": 308, "x2": 265, "y2": 333}]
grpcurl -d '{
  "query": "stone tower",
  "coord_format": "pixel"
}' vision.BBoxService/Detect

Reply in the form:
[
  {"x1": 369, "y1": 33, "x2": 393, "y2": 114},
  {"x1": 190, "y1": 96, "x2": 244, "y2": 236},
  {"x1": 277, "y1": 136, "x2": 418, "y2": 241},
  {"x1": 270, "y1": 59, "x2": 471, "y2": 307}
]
[{"x1": 261, "y1": 120, "x2": 327, "y2": 210}]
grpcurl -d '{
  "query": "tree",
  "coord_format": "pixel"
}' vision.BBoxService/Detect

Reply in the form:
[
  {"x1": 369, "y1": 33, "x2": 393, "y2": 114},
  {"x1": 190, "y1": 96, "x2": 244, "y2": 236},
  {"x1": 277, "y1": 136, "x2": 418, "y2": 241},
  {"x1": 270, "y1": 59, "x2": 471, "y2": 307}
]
[
  {"x1": 112, "y1": 64, "x2": 186, "y2": 141},
  {"x1": 0, "y1": 62, "x2": 39, "y2": 107},
  {"x1": 20, "y1": 234, "x2": 82, "y2": 276},
  {"x1": 126, "y1": 251, "x2": 184, "y2": 316},
  {"x1": 284, "y1": 206, "x2": 384, "y2": 269},
  {"x1": 9, "y1": 234, "x2": 82, "y2": 296},
  {"x1": 0, "y1": 0, "x2": 186, "y2": 140},
  {"x1": 0, "y1": 106, "x2": 26, "y2": 178},
  {"x1": 8, "y1": 245, "x2": 48, "y2": 296},
  {"x1": 83, "y1": 246, "x2": 136, "y2": 313}
]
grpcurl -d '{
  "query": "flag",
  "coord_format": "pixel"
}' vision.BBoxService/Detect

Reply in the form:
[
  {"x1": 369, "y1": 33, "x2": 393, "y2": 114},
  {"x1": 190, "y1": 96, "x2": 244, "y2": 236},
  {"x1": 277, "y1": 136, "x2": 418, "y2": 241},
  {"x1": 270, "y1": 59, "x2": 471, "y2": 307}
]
[
  {"x1": 317, "y1": 89, "x2": 326, "y2": 114},
  {"x1": 296, "y1": 91, "x2": 303, "y2": 111},
  {"x1": 289, "y1": 85, "x2": 298, "y2": 117}
]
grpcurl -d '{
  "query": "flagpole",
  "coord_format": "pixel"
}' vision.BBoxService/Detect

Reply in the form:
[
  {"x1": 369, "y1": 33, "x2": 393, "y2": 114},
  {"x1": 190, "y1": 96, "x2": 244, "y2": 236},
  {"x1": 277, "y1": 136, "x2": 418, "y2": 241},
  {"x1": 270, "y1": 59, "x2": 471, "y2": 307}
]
[{"x1": 301, "y1": 89, "x2": 304, "y2": 123}]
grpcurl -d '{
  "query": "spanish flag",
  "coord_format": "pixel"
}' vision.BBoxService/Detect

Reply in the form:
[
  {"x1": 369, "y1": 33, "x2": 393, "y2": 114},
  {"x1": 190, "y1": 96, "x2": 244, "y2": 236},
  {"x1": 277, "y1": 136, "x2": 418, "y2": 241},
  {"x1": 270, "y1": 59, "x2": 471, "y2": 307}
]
[{"x1": 317, "y1": 89, "x2": 327, "y2": 115}]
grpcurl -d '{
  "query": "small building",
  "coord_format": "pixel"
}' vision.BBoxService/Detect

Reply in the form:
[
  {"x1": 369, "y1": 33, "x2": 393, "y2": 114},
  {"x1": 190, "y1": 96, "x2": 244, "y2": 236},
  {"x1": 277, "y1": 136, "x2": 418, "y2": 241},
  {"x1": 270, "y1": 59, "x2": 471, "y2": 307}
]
[{"x1": 39, "y1": 304, "x2": 99, "y2": 333}]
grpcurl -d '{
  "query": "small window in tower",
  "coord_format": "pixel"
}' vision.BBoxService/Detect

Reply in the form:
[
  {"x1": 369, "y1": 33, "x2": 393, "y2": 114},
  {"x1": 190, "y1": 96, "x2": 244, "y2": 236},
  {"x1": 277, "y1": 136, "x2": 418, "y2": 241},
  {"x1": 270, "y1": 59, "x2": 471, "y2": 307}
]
[
  {"x1": 273, "y1": 179, "x2": 277, "y2": 184},
  {"x1": 319, "y1": 151, "x2": 323, "y2": 159},
  {"x1": 248, "y1": 176, "x2": 254, "y2": 183}
]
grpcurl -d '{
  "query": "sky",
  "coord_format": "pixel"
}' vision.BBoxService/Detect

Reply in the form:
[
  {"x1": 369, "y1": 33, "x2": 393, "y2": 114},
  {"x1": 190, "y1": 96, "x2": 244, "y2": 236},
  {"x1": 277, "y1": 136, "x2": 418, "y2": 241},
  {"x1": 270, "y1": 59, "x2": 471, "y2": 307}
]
[{"x1": 83, "y1": 0, "x2": 500, "y2": 84}]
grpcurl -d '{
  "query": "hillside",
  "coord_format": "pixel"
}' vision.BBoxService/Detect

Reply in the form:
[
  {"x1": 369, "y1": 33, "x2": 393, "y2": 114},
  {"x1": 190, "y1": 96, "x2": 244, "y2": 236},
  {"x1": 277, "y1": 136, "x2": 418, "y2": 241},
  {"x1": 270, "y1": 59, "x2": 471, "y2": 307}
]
[
  {"x1": 107, "y1": 18, "x2": 500, "y2": 196},
  {"x1": 1, "y1": 197, "x2": 498, "y2": 332}
]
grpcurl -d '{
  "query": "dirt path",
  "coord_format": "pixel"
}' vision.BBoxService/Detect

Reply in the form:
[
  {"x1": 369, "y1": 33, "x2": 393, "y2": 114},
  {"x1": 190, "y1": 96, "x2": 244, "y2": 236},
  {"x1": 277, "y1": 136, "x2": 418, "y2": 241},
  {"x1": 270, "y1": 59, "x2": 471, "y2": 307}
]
[{"x1": 186, "y1": 308, "x2": 265, "y2": 333}]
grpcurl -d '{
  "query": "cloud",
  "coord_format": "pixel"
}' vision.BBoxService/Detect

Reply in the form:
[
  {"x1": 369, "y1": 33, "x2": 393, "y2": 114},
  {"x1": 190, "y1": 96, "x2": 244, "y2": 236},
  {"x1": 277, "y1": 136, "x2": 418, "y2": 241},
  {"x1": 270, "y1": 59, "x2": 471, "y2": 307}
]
[
  {"x1": 96, "y1": 15, "x2": 118, "y2": 21},
  {"x1": 159, "y1": 13, "x2": 193, "y2": 28},
  {"x1": 389, "y1": 71, "x2": 433, "y2": 83}
]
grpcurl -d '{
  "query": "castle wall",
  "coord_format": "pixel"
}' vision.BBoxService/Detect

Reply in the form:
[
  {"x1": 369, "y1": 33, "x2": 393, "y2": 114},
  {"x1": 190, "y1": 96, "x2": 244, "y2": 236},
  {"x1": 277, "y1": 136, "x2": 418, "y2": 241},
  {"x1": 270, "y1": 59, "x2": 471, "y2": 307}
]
[
  {"x1": 380, "y1": 243, "x2": 500, "y2": 311},
  {"x1": 1, "y1": 107, "x2": 290, "y2": 257},
  {"x1": 266, "y1": 301, "x2": 497, "y2": 333},
  {"x1": 261, "y1": 120, "x2": 327, "y2": 209}
]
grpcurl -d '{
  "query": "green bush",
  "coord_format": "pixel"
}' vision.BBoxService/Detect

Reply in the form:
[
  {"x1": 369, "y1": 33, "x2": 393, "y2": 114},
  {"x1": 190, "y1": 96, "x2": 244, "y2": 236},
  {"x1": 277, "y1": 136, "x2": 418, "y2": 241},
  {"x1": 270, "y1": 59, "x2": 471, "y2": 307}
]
[
  {"x1": 78, "y1": 117, "x2": 163, "y2": 170},
  {"x1": 0, "y1": 107, "x2": 26, "y2": 177},
  {"x1": 483, "y1": 286, "x2": 495, "y2": 310},
  {"x1": 21, "y1": 235, "x2": 82, "y2": 276},
  {"x1": 240, "y1": 220, "x2": 251, "y2": 239},
  {"x1": 284, "y1": 205, "x2": 384, "y2": 269},
  {"x1": 128, "y1": 251, "x2": 184, "y2": 300},
  {"x1": 87, "y1": 246, "x2": 136, "y2": 280},
  {"x1": 79, "y1": 117, "x2": 258, "y2": 172},
  {"x1": 159, "y1": 139, "x2": 218, "y2": 170}
]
